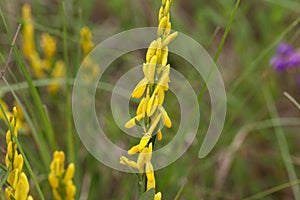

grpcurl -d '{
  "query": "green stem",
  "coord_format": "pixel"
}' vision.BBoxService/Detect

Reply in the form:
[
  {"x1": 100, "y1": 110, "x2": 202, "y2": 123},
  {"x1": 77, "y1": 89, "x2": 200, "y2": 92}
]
[
  {"x1": 263, "y1": 86, "x2": 300, "y2": 199},
  {"x1": 61, "y1": 1, "x2": 75, "y2": 164},
  {"x1": 0, "y1": 163, "x2": 7, "y2": 171},
  {"x1": 0, "y1": 7, "x2": 57, "y2": 151},
  {"x1": 243, "y1": 179, "x2": 300, "y2": 200},
  {"x1": 197, "y1": 0, "x2": 241, "y2": 101}
]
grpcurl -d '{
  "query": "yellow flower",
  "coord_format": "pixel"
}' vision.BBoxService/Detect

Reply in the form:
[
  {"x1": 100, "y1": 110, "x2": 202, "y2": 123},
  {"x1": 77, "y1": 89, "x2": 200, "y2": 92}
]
[
  {"x1": 21, "y1": 3, "x2": 67, "y2": 87},
  {"x1": 0, "y1": 100, "x2": 11, "y2": 120},
  {"x1": 157, "y1": 129, "x2": 163, "y2": 141},
  {"x1": 138, "y1": 134, "x2": 151, "y2": 152},
  {"x1": 128, "y1": 145, "x2": 140, "y2": 155},
  {"x1": 13, "y1": 101, "x2": 27, "y2": 132},
  {"x1": 48, "y1": 151, "x2": 76, "y2": 200},
  {"x1": 120, "y1": 156, "x2": 139, "y2": 169},
  {"x1": 22, "y1": 4, "x2": 48, "y2": 79},
  {"x1": 131, "y1": 78, "x2": 149, "y2": 99},
  {"x1": 40, "y1": 33, "x2": 57, "y2": 60},
  {"x1": 80, "y1": 27, "x2": 94, "y2": 57},
  {"x1": 30, "y1": 54, "x2": 46, "y2": 78},
  {"x1": 154, "y1": 192, "x2": 162, "y2": 200},
  {"x1": 47, "y1": 60, "x2": 66, "y2": 94},
  {"x1": 145, "y1": 162, "x2": 155, "y2": 190},
  {"x1": 124, "y1": 114, "x2": 144, "y2": 129},
  {"x1": 22, "y1": 4, "x2": 36, "y2": 59}
]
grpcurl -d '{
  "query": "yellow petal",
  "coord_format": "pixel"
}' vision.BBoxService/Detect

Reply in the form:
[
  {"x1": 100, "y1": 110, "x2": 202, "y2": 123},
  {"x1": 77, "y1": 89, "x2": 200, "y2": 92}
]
[
  {"x1": 148, "y1": 114, "x2": 161, "y2": 135},
  {"x1": 157, "y1": 129, "x2": 162, "y2": 141},
  {"x1": 164, "y1": 22, "x2": 172, "y2": 38},
  {"x1": 149, "y1": 55, "x2": 158, "y2": 65},
  {"x1": 5, "y1": 187, "x2": 12, "y2": 200},
  {"x1": 120, "y1": 156, "x2": 139, "y2": 169},
  {"x1": 145, "y1": 162, "x2": 154, "y2": 181},
  {"x1": 157, "y1": 64, "x2": 170, "y2": 91},
  {"x1": 40, "y1": 33, "x2": 57, "y2": 60},
  {"x1": 158, "y1": 6, "x2": 164, "y2": 21},
  {"x1": 158, "y1": 16, "x2": 168, "y2": 29},
  {"x1": 162, "y1": 31, "x2": 178, "y2": 47},
  {"x1": 143, "y1": 93, "x2": 150, "y2": 114},
  {"x1": 156, "y1": 38, "x2": 162, "y2": 61},
  {"x1": 158, "y1": 16, "x2": 168, "y2": 36},
  {"x1": 149, "y1": 96, "x2": 159, "y2": 117},
  {"x1": 163, "y1": 0, "x2": 170, "y2": 16},
  {"x1": 144, "y1": 143, "x2": 153, "y2": 163},
  {"x1": 146, "y1": 93, "x2": 155, "y2": 116},
  {"x1": 146, "y1": 171, "x2": 156, "y2": 190},
  {"x1": 156, "y1": 86, "x2": 165, "y2": 105},
  {"x1": 7, "y1": 169, "x2": 19, "y2": 188},
  {"x1": 13, "y1": 106, "x2": 18, "y2": 118},
  {"x1": 128, "y1": 145, "x2": 139, "y2": 155},
  {"x1": 13, "y1": 153, "x2": 24, "y2": 171},
  {"x1": 48, "y1": 174, "x2": 59, "y2": 188},
  {"x1": 63, "y1": 163, "x2": 75, "y2": 183},
  {"x1": 146, "y1": 40, "x2": 158, "y2": 63},
  {"x1": 48, "y1": 60, "x2": 66, "y2": 94},
  {"x1": 136, "y1": 97, "x2": 146, "y2": 116},
  {"x1": 27, "y1": 195, "x2": 34, "y2": 200},
  {"x1": 80, "y1": 26, "x2": 94, "y2": 56},
  {"x1": 131, "y1": 78, "x2": 148, "y2": 98},
  {"x1": 15, "y1": 172, "x2": 30, "y2": 199},
  {"x1": 125, "y1": 114, "x2": 143, "y2": 128},
  {"x1": 146, "y1": 163, "x2": 155, "y2": 190},
  {"x1": 154, "y1": 192, "x2": 162, "y2": 200},
  {"x1": 143, "y1": 62, "x2": 156, "y2": 83},
  {"x1": 6, "y1": 131, "x2": 12, "y2": 145},
  {"x1": 159, "y1": 106, "x2": 172, "y2": 128},
  {"x1": 136, "y1": 148, "x2": 148, "y2": 173},
  {"x1": 138, "y1": 134, "x2": 151, "y2": 152},
  {"x1": 66, "y1": 184, "x2": 76, "y2": 198}
]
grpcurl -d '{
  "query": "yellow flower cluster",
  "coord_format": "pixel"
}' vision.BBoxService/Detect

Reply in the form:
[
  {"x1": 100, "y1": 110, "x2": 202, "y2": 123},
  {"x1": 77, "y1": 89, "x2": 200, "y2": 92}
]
[
  {"x1": 79, "y1": 27, "x2": 100, "y2": 84},
  {"x1": 0, "y1": 101, "x2": 26, "y2": 132},
  {"x1": 4, "y1": 107, "x2": 33, "y2": 200},
  {"x1": 120, "y1": 0, "x2": 177, "y2": 199},
  {"x1": 22, "y1": 4, "x2": 65, "y2": 94},
  {"x1": 80, "y1": 27, "x2": 94, "y2": 57},
  {"x1": 48, "y1": 151, "x2": 76, "y2": 200}
]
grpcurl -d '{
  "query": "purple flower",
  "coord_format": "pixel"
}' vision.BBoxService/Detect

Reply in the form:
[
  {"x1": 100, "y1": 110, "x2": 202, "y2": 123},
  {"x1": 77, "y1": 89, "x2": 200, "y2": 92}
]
[
  {"x1": 277, "y1": 43, "x2": 294, "y2": 55},
  {"x1": 271, "y1": 42, "x2": 300, "y2": 72},
  {"x1": 287, "y1": 53, "x2": 300, "y2": 67},
  {"x1": 271, "y1": 56, "x2": 288, "y2": 72}
]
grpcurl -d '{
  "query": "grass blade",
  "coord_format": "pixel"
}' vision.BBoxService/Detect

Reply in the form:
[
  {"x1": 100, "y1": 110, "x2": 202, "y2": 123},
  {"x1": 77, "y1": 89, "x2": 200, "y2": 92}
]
[{"x1": 263, "y1": 85, "x2": 300, "y2": 199}]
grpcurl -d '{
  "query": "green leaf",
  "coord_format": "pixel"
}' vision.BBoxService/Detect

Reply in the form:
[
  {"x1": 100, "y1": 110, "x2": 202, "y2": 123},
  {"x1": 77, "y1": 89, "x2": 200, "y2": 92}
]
[{"x1": 139, "y1": 188, "x2": 155, "y2": 200}]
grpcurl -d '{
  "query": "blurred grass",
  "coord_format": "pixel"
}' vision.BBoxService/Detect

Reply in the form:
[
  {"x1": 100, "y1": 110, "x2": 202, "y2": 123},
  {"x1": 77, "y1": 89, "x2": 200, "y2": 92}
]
[{"x1": 0, "y1": 0, "x2": 300, "y2": 199}]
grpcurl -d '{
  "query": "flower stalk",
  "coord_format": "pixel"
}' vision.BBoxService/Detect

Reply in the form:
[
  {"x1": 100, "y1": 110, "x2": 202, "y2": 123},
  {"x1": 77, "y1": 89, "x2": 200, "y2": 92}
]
[
  {"x1": 48, "y1": 151, "x2": 76, "y2": 200},
  {"x1": 22, "y1": 4, "x2": 66, "y2": 94},
  {"x1": 4, "y1": 107, "x2": 33, "y2": 200},
  {"x1": 120, "y1": 0, "x2": 177, "y2": 199}
]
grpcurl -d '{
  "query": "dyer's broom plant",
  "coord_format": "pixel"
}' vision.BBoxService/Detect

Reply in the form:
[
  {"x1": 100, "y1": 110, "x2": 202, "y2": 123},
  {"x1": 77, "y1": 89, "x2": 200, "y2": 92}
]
[{"x1": 120, "y1": 0, "x2": 178, "y2": 199}]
